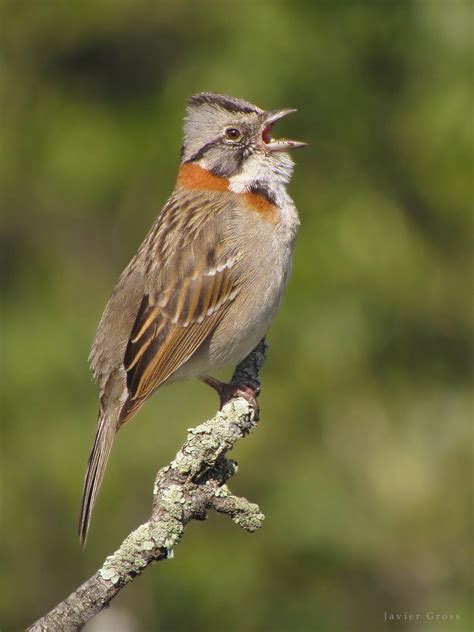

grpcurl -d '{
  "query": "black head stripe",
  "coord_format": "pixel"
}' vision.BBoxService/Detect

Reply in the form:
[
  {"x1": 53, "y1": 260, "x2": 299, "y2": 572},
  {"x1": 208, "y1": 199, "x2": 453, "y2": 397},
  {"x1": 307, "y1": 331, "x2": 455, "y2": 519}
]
[
  {"x1": 184, "y1": 139, "x2": 218, "y2": 164},
  {"x1": 188, "y1": 92, "x2": 260, "y2": 115},
  {"x1": 249, "y1": 181, "x2": 277, "y2": 205}
]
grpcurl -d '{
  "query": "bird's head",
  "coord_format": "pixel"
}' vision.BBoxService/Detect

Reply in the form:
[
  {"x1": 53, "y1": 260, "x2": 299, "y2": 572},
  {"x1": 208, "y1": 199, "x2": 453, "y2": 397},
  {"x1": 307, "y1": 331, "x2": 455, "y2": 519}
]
[{"x1": 181, "y1": 92, "x2": 306, "y2": 187}]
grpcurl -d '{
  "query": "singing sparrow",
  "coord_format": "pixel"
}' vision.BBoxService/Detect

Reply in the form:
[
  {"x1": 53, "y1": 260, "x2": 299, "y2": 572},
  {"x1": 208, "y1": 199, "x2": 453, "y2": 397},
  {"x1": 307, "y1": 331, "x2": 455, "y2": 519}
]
[{"x1": 79, "y1": 92, "x2": 306, "y2": 544}]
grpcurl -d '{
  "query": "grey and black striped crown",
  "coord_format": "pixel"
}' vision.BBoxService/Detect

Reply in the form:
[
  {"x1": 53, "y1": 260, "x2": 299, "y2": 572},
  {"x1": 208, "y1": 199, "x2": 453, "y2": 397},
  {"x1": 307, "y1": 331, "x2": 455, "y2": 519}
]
[{"x1": 187, "y1": 92, "x2": 263, "y2": 115}]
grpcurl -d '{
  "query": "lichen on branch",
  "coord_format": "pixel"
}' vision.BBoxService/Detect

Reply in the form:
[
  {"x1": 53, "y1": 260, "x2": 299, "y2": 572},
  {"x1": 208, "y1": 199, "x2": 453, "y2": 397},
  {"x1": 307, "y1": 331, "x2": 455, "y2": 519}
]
[{"x1": 27, "y1": 338, "x2": 268, "y2": 632}]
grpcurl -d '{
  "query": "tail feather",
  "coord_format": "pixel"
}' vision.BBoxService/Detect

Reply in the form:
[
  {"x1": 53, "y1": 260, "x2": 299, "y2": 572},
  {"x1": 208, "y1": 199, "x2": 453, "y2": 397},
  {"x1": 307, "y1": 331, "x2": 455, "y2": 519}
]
[{"x1": 79, "y1": 413, "x2": 117, "y2": 546}]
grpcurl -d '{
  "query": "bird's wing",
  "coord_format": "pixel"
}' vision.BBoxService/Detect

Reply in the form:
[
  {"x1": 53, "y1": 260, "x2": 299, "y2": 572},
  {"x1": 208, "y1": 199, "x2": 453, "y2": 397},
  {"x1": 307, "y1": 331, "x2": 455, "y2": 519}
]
[{"x1": 118, "y1": 189, "x2": 241, "y2": 424}]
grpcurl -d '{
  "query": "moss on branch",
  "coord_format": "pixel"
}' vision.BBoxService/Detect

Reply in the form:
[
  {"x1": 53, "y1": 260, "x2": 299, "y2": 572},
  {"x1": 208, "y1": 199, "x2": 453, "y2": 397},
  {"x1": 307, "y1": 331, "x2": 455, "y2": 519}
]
[{"x1": 27, "y1": 339, "x2": 268, "y2": 632}]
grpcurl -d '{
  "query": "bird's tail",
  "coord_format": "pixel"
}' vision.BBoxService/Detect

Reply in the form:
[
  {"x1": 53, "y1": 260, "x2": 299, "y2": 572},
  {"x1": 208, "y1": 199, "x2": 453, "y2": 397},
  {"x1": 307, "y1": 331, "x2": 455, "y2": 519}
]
[{"x1": 79, "y1": 411, "x2": 118, "y2": 546}]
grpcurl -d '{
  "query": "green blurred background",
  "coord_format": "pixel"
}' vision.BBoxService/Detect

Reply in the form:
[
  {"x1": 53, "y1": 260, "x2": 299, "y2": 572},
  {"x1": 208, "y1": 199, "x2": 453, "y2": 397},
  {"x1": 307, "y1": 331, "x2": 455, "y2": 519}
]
[{"x1": 2, "y1": 1, "x2": 472, "y2": 631}]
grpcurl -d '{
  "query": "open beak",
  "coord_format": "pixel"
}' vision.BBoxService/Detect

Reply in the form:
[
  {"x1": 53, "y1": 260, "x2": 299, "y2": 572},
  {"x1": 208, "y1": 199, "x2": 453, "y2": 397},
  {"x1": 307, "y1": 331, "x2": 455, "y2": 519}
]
[{"x1": 261, "y1": 108, "x2": 307, "y2": 152}]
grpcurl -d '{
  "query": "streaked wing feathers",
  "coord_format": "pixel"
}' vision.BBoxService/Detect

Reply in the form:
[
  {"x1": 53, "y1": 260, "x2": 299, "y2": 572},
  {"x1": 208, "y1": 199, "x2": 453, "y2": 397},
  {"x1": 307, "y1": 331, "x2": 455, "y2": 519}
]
[{"x1": 120, "y1": 230, "x2": 239, "y2": 424}]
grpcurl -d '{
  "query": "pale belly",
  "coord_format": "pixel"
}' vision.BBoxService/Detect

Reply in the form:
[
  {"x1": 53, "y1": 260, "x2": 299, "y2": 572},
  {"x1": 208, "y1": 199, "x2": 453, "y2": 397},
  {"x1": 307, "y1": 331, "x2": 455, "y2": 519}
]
[
  {"x1": 172, "y1": 195, "x2": 299, "y2": 382},
  {"x1": 172, "y1": 242, "x2": 294, "y2": 381}
]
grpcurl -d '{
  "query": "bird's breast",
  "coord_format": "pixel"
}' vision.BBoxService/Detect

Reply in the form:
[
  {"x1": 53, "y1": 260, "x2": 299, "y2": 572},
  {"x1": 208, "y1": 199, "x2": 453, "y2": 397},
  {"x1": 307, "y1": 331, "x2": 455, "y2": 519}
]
[{"x1": 203, "y1": 194, "x2": 298, "y2": 369}]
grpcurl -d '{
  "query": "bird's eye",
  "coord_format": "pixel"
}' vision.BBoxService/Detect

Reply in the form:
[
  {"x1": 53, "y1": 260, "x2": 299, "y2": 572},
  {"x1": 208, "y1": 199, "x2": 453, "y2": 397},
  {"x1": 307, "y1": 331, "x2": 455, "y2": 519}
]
[{"x1": 224, "y1": 127, "x2": 242, "y2": 141}]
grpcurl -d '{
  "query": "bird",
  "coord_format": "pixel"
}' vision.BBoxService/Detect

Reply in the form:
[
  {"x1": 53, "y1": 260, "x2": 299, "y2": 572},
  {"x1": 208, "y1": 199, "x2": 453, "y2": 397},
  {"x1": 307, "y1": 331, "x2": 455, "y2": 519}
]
[{"x1": 79, "y1": 92, "x2": 306, "y2": 544}]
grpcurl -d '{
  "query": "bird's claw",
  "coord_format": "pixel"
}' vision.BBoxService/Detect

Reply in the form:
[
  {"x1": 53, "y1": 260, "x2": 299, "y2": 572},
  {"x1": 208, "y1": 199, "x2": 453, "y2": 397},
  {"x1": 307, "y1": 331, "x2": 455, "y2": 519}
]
[{"x1": 201, "y1": 376, "x2": 261, "y2": 420}]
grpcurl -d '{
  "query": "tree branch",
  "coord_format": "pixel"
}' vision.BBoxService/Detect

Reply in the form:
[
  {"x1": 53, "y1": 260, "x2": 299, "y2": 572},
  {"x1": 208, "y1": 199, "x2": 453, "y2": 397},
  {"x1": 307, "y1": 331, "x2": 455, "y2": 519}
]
[{"x1": 27, "y1": 339, "x2": 268, "y2": 632}]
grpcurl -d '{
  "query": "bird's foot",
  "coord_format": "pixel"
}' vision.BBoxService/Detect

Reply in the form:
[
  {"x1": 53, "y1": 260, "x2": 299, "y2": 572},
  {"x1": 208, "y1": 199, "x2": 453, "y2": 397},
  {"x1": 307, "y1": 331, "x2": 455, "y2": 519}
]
[{"x1": 201, "y1": 375, "x2": 261, "y2": 420}]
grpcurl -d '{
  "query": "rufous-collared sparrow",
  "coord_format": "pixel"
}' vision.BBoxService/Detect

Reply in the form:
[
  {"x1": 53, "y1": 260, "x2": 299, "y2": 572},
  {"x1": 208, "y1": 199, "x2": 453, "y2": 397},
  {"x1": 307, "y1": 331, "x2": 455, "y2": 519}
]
[{"x1": 79, "y1": 92, "x2": 306, "y2": 544}]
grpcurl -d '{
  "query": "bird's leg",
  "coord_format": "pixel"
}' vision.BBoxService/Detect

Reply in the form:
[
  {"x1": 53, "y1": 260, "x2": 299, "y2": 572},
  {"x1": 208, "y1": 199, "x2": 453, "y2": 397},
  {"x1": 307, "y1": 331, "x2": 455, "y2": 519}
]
[{"x1": 200, "y1": 375, "x2": 261, "y2": 420}]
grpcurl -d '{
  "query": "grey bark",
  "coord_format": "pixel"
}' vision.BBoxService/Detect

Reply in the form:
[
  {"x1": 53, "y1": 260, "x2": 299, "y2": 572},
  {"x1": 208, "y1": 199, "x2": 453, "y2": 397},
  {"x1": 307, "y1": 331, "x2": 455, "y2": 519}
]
[{"x1": 27, "y1": 339, "x2": 267, "y2": 632}]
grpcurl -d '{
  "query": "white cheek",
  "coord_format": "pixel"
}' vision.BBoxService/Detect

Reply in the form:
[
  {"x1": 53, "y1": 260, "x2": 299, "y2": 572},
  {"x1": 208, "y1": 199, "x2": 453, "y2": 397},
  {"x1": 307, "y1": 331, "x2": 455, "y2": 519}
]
[
  {"x1": 228, "y1": 155, "x2": 262, "y2": 193},
  {"x1": 228, "y1": 153, "x2": 294, "y2": 194}
]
